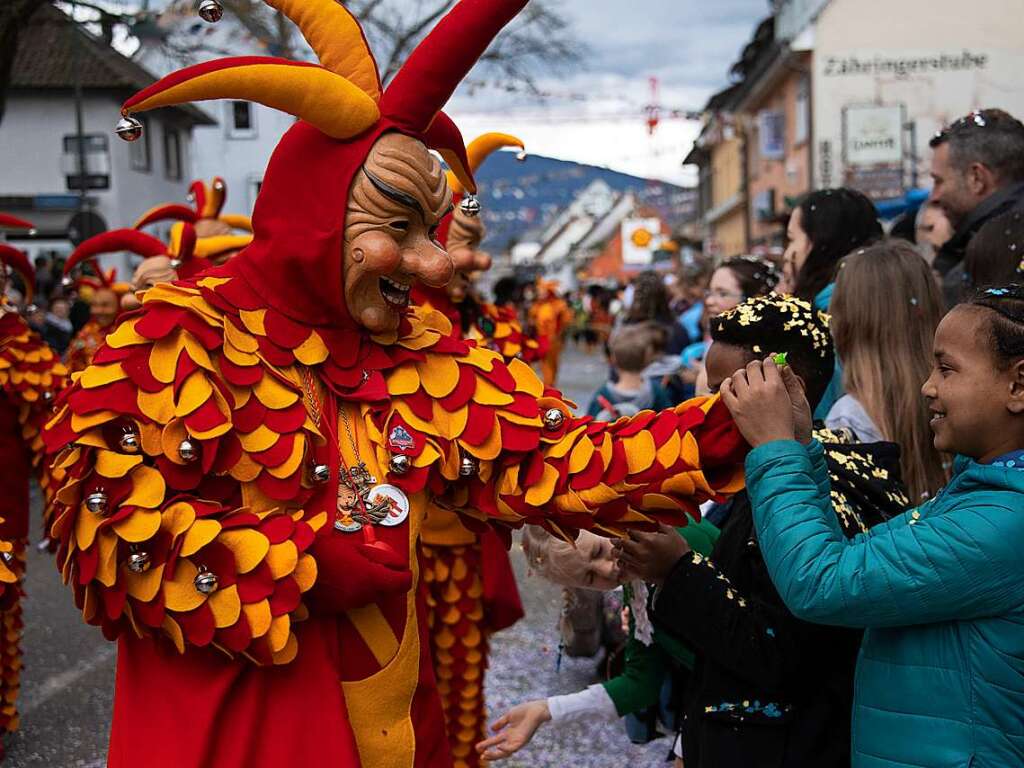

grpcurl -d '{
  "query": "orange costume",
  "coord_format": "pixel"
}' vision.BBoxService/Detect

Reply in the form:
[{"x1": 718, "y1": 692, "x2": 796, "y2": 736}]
[
  {"x1": 43, "y1": 3, "x2": 746, "y2": 768},
  {"x1": 0, "y1": 216, "x2": 68, "y2": 757},
  {"x1": 529, "y1": 281, "x2": 573, "y2": 386}
]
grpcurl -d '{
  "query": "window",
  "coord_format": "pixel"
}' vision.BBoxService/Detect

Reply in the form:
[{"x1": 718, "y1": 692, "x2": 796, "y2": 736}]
[
  {"x1": 758, "y1": 110, "x2": 785, "y2": 160},
  {"x1": 128, "y1": 116, "x2": 151, "y2": 171},
  {"x1": 60, "y1": 133, "x2": 110, "y2": 190},
  {"x1": 228, "y1": 101, "x2": 256, "y2": 138},
  {"x1": 795, "y1": 75, "x2": 810, "y2": 145},
  {"x1": 163, "y1": 128, "x2": 182, "y2": 181}
]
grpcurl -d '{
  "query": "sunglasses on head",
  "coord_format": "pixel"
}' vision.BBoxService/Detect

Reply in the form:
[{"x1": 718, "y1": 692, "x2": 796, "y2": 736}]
[{"x1": 933, "y1": 110, "x2": 990, "y2": 142}]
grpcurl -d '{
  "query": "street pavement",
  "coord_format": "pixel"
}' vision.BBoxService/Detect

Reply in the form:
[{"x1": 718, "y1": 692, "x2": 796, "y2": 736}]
[{"x1": 7, "y1": 342, "x2": 672, "y2": 767}]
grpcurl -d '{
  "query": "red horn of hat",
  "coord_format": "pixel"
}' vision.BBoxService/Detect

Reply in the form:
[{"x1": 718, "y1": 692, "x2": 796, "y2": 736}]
[
  {"x1": 0, "y1": 244, "x2": 35, "y2": 304},
  {"x1": 65, "y1": 229, "x2": 169, "y2": 277},
  {"x1": 0, "y1": 213, "x2": 35, "y2": 231}
]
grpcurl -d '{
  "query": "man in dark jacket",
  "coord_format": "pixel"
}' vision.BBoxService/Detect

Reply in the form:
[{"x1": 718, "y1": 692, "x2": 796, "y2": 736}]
[
  {"x1": 929, "y1": 108, "x2": 1024, "y2": 304},
  {"x1": 616, "y1": 295, "x2": 911, "y2": 768}
]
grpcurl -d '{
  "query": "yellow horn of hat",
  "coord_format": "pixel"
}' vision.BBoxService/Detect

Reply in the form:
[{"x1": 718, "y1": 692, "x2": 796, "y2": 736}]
[
  {"x1": 447, "y1": 132, "x2": 525, "y2": 197},
  {"x1": 121, "y1": 0, "x2": 381, "y2": 140}
]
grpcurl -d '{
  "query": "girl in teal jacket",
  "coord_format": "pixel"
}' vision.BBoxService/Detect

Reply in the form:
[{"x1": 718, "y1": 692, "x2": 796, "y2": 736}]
[{"x1": 720, "y1": 286, "x2": 1024, "y2": 767}]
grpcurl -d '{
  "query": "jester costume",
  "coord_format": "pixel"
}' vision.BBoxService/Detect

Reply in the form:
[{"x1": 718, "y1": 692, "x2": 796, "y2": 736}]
[
  {"x1": 134, "y1": 176, "x2": 253, "y2": 240},
  {"x1": 0, "y1": 216, "x2": 68, "y2": 755},
  {"x1": 64, "y1": 267, "x2": 129, "y2": 375},
  {"x1": 43, "y1": 3, "x2": 746, "y2": 767},
  {"x1": 529, "y1": 281, "x2": 573, "y2": 387},
  {"x1": 413, "y1": 133, "x2": 541, "y2": 767}
]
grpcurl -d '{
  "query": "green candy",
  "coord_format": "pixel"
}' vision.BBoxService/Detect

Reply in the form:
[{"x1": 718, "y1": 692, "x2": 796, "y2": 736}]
[{"x1": 771, "y1": 352, "x2": 788, "y2": 366}]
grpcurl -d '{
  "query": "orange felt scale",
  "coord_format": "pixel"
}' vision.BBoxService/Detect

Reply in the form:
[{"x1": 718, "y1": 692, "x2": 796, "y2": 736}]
[
  {"x1": 420, "y1": 542, "x2": 489, "y2": 768},
  {"x1": 45, "y1": 274, "x2": 744, "y2": 669}
]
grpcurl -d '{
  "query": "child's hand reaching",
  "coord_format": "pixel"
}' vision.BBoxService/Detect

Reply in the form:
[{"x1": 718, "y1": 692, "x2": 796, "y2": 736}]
[
  {"x1": 477, "y1": 700, "x2": 551, "y2": 761},
  {"x1": 721, "y1": 358, "x2": 811, "y2": 447},
  {"x1": 614, "y1": 524, "x2": 691, "y2": 585}
]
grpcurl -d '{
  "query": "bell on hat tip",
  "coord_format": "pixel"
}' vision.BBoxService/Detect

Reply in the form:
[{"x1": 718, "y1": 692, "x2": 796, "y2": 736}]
[
  {"x1": 115, "y1": 115, "x2": 144, "y2": 142},
  {"x1": 516, "y1": 150, "x2": 528, "y2": 162},
  {"x1": 197, "y1": 0, "x2": 223, "y2": 23},
  {"x1": 460, "y1": 195, "x2": 481, "y2": 218},
  {"x1": 61, "y1": 275, "x2": 74, "y2": 288},
  {"x1": 389, "y1": 454, "x2": 411, "y2": 475},
  {"x1": 169, "y1": 258, "x2": 182, "y2": 269}
]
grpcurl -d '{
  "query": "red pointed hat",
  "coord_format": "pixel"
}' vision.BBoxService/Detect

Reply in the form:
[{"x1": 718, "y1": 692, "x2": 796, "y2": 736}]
[
  {"x1": 118, "y1": 0, "x2": 528, "y2": 331},
  {"x1": 0, "y1": 214, "x2": 36, "y2": 303},
  {"x1": 134, "y1": 176, "x2": 253, "y2": 233}
]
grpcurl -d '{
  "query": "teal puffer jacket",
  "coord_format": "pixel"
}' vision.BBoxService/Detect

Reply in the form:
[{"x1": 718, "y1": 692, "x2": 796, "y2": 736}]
[{"x1": 746, "y1": 440, "x2": 1024, "y2": 768}]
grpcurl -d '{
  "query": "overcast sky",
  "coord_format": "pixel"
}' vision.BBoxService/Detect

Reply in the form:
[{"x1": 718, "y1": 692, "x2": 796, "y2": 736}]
[
  {"x1": 449, "y1": 0, "x2": 770, "y2": 185},
  {"x1": 104, "y1": 0, "x2": 770, "y2": 186}
]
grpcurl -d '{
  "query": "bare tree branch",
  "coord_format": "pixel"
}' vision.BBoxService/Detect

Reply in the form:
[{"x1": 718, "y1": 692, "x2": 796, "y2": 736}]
[
  {"x1": 144, "y1": 0, "x2": 581, "y2": 97},
  {"x1": 0, "y1": 0, "x2": 49, "y2": 127}
]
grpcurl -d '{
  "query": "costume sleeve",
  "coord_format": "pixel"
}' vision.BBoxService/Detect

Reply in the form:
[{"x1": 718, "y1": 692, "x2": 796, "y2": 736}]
[
  {"x1": 43, "y1": 301, "x2": 325, "y2": 666},
  {"x1": 380, "y1": 345, "x2": 746, "y2": 537},
  {"x1": 602, "y1": 635, "x2": 672, "y2": 717},
  {"x1": 547, "y1": 684, "x2": 618, "y2": 723},
  {"x1": 1, "y1": 321, "x2": 70, "y2": 519},
  {"x1": 747, "y1": 439, "x2": 1024, "y2": 627}
]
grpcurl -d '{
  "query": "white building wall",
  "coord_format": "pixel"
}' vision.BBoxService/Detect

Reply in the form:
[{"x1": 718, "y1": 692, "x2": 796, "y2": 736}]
[
  {"x1": 0, "y1": 91, "x2": 193, "y2": 273},
  {"x1": 188, "y1": 102, "x2": 295, "y2": 213},
  {"x1": 810, "y1": 0, "x2": 1024, "y2": 192},
  {"x1": 136, "y1": 20, "x2": 299, "y2": 216}
]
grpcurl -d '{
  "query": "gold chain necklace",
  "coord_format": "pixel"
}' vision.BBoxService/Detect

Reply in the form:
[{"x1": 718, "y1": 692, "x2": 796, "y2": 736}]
[{"x1": 299, "y1": 365, "x2": 401, "y2": 533}]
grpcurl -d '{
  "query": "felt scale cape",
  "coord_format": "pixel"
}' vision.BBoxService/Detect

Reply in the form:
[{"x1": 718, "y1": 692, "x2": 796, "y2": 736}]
[
  {"x1": 0, "y1": 222, "x2": 68, "y2": 751},
  {"x1": 41, "y1": 1, "x2": 747, "y2": 766}
]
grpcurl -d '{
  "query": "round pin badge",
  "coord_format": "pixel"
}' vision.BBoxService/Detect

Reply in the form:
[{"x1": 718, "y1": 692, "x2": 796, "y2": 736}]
[
  {"x1": 367, "y1": 484, "x2": 410, "y2": 527},
  {"x1": 334, "y1": 516, "x2": 363, "y2": 533}
]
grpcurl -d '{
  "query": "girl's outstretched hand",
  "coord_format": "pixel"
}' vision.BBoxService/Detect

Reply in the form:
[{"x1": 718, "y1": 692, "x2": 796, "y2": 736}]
[
  {"x1": 477, "y1": 700, "x2": 551, "y2": 761},
  {"x1": 721, "y1": 358, "x2": 808, "y2": 447}
]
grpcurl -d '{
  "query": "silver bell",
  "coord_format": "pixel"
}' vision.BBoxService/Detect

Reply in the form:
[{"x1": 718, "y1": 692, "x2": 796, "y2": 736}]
[
  {"x1": 459, "y1": 455, "x2": 478, "y2": 477},
  {"x1": 459, "y1": 195, "x2": 481, "y2": 218},
  {"x1": 542, "y1": 407, "x2": 565, "y2": 431},
  {"x1": 197, "y1": 0, "x2": 224, "y2": 23},
  {"x1": 516, "y1": 150, "x2": 528, "y2": 162},
  {"x1": 43, "y1": 390, "x2": 53, "y2": 402},
  {"x1": 389, "y1": 454, "x2": 411, "y2": 475},
  {"x1": 311, "y1": 463, "x2": 331, "y2": 484},
  {"x1": 178, "y1": 439, "x2": 198, "y2": 462},
  {"x1": 85, "y1": 490, "x2": 109, "y2": 515},
  {"x1": 119, "y1": 426, "x2": 140, "y2": 453},
  {"x1": 194, "y1": 567, "x2": 218, "y2": 594},
  {"x1": 169, "y1": 258, "x2": 182, "y2": 270},
  {"x1": 61, "y1": 275, "x2": 74, "y2": 288},
  {"x1": 115, "y1": 115, "x2": 144, "y2": 142},
  {"x1": 0, "y1": 552, "x2": 13, "y2": 565},
  {"x1": 127, "y1": 549, "x2": 151, "y2": 574}
]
